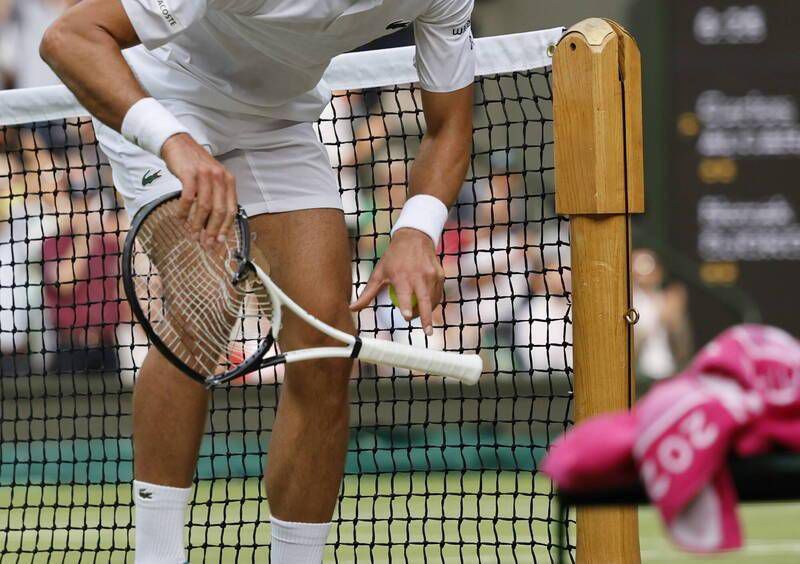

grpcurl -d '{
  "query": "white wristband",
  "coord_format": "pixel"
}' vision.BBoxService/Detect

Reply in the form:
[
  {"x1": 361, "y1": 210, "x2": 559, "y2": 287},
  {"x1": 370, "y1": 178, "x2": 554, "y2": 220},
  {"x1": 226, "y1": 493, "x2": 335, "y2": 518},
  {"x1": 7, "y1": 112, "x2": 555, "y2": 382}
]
[
  {"x1": 391, "y1": 194, "x2": 450, "y2": 247},
  {"x1": 121, "y1": 98, "x2": 190, "y2": 157}
]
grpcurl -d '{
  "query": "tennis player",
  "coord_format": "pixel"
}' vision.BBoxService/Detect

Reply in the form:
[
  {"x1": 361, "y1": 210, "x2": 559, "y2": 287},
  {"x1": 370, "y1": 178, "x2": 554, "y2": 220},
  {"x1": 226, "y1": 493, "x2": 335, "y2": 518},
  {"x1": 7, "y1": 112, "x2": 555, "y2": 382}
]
[{"x1": 41, "y1": 1, "x2": 474, "y2": 562}]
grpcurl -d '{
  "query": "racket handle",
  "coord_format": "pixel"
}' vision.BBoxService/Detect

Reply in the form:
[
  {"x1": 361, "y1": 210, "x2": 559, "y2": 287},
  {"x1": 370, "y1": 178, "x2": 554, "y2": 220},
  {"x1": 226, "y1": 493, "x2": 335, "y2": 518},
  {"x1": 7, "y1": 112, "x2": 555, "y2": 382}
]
[{"x1": 356, "y1": 337, "x2": 483, "y2": 385}]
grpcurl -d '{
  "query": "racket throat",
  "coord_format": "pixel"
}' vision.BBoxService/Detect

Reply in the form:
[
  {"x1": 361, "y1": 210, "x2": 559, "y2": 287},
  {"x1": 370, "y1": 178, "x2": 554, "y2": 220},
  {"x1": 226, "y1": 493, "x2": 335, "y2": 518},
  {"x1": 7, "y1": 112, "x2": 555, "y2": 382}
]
[{"x1": 231, "y1": 258, "x2": 257, "y2": 286}]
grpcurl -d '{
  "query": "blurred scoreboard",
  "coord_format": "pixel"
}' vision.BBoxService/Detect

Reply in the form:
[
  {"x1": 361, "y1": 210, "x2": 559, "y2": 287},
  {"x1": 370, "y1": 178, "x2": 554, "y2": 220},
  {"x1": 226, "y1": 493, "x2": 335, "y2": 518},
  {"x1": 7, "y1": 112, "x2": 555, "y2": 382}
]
[{"x1": 666, "y1": 1, "x2": 800, "y2": 339}]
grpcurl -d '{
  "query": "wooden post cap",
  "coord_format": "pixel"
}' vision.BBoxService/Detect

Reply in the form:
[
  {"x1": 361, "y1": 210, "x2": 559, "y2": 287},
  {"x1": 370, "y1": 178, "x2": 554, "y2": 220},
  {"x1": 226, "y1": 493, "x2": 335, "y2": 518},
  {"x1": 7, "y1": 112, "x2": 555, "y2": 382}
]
[
  {"x1": 553, "y1": 18, "x2": 645, "y2": 216},
  {"x1": 564, "y1": 17, "x2": 617, "y2": 46}
]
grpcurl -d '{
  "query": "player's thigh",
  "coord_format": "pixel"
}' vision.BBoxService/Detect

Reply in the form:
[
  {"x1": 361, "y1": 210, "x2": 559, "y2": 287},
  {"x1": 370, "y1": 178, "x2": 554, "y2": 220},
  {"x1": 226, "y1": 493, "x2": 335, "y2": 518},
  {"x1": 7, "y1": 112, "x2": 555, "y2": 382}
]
[{"x1": 248, "y1": 208, "x2": 355, "y2": 353}]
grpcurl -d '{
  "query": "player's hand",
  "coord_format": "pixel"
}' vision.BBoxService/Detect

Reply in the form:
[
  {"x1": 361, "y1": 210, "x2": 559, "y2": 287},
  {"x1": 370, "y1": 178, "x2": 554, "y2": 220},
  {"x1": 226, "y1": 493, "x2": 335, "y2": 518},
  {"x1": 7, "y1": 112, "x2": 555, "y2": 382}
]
[
  {"x1": 350, "y1": 228, "x2": 444, "y2": 336},
  {"x1": 161, "y1": 133, "x2": 237, "y2": 248}
]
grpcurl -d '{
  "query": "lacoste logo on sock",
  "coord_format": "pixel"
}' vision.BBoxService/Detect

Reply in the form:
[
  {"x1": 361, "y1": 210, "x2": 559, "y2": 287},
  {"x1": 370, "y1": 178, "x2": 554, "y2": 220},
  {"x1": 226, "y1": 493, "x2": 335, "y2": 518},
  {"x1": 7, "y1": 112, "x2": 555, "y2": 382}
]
[
  {"x1": 138, "y1": 488, "x2": 153, "y2": 500},
  {"x1": 142, "y1": 169, "x2": 163, "y2": 186},
  {"x1": 386, "y1": 20, "x2": 410, "y2": 30}
]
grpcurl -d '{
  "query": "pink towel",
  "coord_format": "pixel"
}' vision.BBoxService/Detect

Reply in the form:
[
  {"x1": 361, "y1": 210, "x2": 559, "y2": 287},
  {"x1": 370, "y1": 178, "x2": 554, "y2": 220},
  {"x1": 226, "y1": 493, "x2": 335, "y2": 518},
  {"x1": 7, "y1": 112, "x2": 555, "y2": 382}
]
[{"x1": 542, "y1": 324, "x2": 800, "y2": 552}]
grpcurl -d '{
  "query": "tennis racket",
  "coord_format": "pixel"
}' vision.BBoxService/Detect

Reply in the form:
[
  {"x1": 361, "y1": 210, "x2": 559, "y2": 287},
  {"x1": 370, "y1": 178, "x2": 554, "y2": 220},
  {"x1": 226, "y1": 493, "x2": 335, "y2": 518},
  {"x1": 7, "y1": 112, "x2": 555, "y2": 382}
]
[{"x1": 121, "y1": 192, "x2": 483, "y2": 388}]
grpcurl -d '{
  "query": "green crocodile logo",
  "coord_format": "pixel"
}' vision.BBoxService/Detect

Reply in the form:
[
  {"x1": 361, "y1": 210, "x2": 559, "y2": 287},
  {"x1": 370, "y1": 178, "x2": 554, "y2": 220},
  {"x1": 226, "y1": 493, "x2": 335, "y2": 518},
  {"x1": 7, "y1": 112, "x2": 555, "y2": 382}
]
[{"x1": 142, "y1": 169, "x2": 163, "y2": 186}]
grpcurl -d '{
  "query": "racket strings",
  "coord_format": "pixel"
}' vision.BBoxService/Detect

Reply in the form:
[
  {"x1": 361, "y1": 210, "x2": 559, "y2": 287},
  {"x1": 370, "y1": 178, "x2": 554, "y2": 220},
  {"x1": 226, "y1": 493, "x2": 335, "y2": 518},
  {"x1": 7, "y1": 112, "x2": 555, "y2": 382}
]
[
  {"x1": 135, "y1": 239, "x2": 235, "y2": 372},
  {"x1": 140, "y1": 241, "x2": 261, "y2": 373},
  {"x1": 131, "y1": 200, "x2": 273, "y2": 376}
]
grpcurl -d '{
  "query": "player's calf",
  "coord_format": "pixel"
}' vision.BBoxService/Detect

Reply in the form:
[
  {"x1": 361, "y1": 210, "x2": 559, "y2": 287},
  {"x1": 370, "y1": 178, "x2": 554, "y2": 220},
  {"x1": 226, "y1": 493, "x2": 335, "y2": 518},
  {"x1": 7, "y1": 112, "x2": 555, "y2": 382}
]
[
  {"x1": 132, "y1": 348, "x2": 210, "y2": 564},
  {"x1": 265, "y1": 302, "x2": 354, "y2": 564}
]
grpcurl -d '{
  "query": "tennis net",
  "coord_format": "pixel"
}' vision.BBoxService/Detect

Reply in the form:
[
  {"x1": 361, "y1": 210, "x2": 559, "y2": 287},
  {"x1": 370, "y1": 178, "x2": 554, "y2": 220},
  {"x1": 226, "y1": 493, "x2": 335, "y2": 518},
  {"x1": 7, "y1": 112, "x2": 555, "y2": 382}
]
[{"x1": 0, "y1": 28, "x2": 572, "y2": 562}]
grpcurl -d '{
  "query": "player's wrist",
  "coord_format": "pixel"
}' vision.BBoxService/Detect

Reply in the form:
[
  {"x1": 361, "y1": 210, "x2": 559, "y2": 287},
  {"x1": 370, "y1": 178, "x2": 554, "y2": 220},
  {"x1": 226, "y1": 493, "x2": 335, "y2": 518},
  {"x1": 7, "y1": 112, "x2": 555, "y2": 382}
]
[
  {"x1": 160, "y1": 132, "x2": 194, "y2": 156},
  {"x1": 391, "y1": 227, "x2": 436, "y2": 248},
  {"x1": 391, "y1": 194, "x2": 449, "y2": 247},
  {"x1": 121, "y1": 98, "x2": 191, "y2": 158}
]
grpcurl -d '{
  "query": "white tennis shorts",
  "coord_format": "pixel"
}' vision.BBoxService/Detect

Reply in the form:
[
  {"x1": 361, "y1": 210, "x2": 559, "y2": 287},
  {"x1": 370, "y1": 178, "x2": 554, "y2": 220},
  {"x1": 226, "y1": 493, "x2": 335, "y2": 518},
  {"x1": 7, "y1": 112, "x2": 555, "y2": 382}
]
[{"x1": 93, "y1": 101, "x2": 342, "y2": 219}]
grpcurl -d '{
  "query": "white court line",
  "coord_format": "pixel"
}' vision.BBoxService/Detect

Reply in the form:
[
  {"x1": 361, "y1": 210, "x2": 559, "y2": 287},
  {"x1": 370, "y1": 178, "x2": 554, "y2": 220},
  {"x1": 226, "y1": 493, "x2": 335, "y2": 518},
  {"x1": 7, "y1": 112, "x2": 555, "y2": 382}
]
[{"x1": 641, "y1": 540, "x2": 800, "y2": 561}]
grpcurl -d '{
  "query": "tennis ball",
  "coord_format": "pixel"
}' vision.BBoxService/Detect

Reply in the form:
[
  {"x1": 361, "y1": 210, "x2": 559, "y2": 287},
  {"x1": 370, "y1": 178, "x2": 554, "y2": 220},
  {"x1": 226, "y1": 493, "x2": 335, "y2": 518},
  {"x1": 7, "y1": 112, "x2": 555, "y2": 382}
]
[{"x1": 388, "y1": 285, "x2": 418, "y2": 310}]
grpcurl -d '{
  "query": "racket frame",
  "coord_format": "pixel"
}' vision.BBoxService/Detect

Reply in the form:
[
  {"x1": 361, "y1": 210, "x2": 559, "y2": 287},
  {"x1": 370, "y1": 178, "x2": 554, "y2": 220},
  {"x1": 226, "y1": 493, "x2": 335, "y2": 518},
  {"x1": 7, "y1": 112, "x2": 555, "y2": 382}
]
[
  {"x1": 122, "y1": 192, "x2": 274, "y2": 386},
  {"x1": 123, "y1": 192, "x2": 483, "y2": 389}
]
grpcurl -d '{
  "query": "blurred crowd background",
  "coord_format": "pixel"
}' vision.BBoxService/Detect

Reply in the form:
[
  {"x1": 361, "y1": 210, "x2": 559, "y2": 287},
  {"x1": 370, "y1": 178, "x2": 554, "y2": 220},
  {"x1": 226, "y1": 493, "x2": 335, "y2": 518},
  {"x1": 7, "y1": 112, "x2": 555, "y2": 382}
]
[{"x1": 4, "y1": 0, "x2": 795, "y2": 394}]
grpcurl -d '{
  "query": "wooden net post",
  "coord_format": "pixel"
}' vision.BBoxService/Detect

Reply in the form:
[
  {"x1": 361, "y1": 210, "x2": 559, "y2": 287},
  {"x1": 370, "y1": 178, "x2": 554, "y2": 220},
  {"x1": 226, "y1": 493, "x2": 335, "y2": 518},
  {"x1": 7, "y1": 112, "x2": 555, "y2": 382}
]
[{"x1": 553, "y1": 18, "x2": 645, "y2": 564}]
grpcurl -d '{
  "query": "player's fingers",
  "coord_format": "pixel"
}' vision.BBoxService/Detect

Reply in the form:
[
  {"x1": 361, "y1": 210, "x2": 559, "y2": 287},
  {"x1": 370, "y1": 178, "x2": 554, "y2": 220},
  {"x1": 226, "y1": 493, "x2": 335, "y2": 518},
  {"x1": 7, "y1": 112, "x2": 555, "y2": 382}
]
[
  {"x1": 185, "y1": 189, "x2": 200, "y2": 238},
  {"x1": 432, "y1": 265, "x2": 445, "y2": 307},
  {"x1": 188, "y1": 170, "x2": 212, "y2": 237},
  {"x1": 217, "y1": 171, "x2": 238, "y2": 244},
  {"x1": 177, "y1": 174, "x2": 197, "y2": 220},
  {"x1": 413, "y1": 279, "x2": 434, "y2": 336},
  {"x1": 350, "y1": 268, "x2": 386, "y2": 311},
  {"x1": 202, "y1": 171, "x2": 227, "y2": 247},
  {"x1": 392, "y1": 279, "x2": 416, "y2": 321}
]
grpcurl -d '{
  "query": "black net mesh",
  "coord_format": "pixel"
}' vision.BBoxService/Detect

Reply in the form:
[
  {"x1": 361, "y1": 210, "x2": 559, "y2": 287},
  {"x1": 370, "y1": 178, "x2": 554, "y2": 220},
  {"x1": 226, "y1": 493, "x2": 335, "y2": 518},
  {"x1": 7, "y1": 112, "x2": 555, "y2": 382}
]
[{"x1": 0, "y1": 67, "x2": 574, "y2": 562}]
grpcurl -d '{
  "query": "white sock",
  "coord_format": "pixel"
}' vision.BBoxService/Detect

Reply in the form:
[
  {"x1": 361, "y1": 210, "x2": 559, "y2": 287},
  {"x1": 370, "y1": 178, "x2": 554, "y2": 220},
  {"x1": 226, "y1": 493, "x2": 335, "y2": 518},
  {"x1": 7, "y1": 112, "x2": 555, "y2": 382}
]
[
  {"x1": 270, "y1": 515, "x2": 331, "y2": 564},
  {"x1": 133, "y1": 480, "x2": 192, "y2": 564}
]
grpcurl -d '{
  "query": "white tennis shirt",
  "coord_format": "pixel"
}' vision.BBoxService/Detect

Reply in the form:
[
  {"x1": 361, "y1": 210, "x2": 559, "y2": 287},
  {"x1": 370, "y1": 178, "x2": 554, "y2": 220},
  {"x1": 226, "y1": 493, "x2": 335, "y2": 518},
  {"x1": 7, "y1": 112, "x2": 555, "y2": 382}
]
[{"x1": 120, "y1": 0, "x2": 475, "y2": 122}]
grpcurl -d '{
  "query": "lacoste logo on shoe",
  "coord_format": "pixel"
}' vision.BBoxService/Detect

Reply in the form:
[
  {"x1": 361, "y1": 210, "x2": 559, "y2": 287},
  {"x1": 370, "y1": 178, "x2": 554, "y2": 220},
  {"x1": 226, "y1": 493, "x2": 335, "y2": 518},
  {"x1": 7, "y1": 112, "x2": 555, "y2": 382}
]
[
  {"x1": 386, "y1": 20, "x2": 410, "y2": 30},
  {"x1": 142, "y1": 169, "x2": 163, "y2": 186},
  {"x1": 138, "y1": 489, "x2": 153, "y2": 500}
]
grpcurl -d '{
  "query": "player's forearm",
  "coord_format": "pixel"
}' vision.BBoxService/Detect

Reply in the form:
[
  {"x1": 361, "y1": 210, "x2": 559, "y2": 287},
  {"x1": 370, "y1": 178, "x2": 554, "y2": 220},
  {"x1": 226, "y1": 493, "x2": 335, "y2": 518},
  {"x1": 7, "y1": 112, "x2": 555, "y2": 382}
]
[
  {"x1": 390, "y1": 86, "x2": 472, "y2": 245},
  {"x1": 409, "y1": 125, "x2": 471, "y2": 207},
  {"x1": 410, "y1": 85, "x2": 473, "y2": 206},
  {"x1": 40, "y1": 2, "x2": 145, "y2": 130}
]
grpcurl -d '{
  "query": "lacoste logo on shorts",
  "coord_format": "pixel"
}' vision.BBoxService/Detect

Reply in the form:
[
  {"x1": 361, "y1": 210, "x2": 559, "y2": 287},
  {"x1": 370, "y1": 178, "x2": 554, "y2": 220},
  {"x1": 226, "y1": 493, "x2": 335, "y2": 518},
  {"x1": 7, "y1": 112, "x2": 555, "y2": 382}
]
[
  {"x1": 138, "y1": 489, "x2": 153, "y2": 500},
  {"x1": 142, "y1": 169, "x2": 163, "y2": 186},
  {"x1": 156, "y1": 0, "x2": 178, "y2": 27},
  {"x1": 386, "y1": 20, "x2": 410, "y2": 30}
]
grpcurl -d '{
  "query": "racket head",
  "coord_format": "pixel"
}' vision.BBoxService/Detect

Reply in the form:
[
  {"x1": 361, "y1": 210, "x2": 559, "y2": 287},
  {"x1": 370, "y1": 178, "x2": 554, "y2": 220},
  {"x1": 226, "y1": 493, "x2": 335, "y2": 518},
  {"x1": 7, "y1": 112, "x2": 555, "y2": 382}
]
[{"x1": 122, "y1": 191, "x2": 277, "y2": 387}]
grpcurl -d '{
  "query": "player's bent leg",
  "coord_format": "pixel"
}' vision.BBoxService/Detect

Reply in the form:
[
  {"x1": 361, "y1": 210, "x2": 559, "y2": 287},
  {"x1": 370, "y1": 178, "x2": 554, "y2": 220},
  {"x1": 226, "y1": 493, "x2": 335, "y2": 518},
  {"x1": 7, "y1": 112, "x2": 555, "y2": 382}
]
[
  {"x1": 249, "y1": 208, "x2": 354, "y2": 563},
  {"x1": 132, "y1": 347, "x2": 210, "y2": 564}
]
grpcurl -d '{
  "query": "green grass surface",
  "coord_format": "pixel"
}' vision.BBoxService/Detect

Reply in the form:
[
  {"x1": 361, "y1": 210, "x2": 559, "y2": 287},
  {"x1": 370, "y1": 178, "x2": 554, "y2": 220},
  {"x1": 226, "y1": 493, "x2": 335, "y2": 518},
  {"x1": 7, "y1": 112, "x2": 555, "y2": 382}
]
[
  {"x1": 2, "y1": 472, "x2": 798, "y2": 563},
  {"x1": 639, "y1": 503, "x2": 800, "y2": 563},
  {"x1": 0, "y1": 472, "x2": 564, "y2": 563}
]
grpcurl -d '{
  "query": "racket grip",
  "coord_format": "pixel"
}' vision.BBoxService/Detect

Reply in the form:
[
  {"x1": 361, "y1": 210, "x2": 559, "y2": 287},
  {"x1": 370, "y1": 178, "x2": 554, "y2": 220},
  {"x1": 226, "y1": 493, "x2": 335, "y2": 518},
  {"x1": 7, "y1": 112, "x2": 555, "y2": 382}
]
[{"x1": 356, "y1": 337, "x2": 483, "y2": 385}]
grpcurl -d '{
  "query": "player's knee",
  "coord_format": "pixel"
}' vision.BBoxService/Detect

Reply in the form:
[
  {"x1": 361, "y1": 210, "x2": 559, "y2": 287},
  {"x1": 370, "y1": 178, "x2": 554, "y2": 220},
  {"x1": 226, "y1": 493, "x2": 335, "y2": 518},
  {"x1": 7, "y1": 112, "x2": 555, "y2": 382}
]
[
  {"x1": 279, "y1": 298, "x2": 356, "y2": 393},
  {"x1": 283, "y1": 355, "x2": 352, "y2": 413},
  {"x1": 284, "y1": 300, "x2": 356, "y2": 351},
  {"x1": 308, "y1": 363, "x2": 351, "y2": 412}
]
